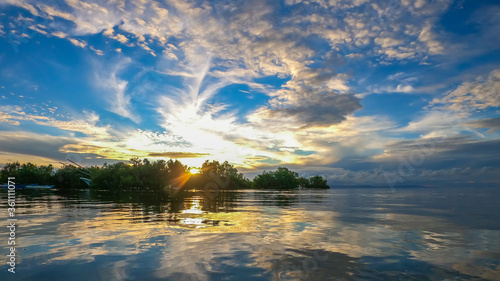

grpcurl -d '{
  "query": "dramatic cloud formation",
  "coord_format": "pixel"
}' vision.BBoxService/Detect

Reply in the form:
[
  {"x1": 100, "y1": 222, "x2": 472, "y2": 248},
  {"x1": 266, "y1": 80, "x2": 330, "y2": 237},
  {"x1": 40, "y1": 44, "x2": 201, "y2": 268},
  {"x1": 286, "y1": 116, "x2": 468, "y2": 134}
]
[
  {"x1": 0, "y1": 0, "x2": 499, "y2": 185},
  {"x1": 430, "y1": 69, "x2": 500, "y2": 112}
]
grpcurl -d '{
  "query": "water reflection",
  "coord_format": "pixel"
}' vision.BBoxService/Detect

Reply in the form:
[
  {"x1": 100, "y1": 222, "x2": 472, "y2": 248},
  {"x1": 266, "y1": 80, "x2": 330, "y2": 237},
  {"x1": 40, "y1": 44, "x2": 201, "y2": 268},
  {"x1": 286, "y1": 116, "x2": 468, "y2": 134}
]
[{"x1": 0, "y1": 187, "x2": 499, "y2": 280}]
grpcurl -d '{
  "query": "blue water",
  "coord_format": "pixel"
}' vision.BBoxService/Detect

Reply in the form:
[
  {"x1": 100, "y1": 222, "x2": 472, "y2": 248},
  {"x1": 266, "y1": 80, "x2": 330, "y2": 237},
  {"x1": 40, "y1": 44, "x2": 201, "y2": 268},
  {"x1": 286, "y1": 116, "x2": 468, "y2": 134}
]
[{"x1": 1, "y1": 187, "x2": 500, "y2": 280}]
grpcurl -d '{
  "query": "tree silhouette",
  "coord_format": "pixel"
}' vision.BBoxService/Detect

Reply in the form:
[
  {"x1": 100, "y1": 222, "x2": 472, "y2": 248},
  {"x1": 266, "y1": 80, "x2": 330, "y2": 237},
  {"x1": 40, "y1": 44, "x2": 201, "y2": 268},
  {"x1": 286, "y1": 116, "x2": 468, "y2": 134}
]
[
  {"x1": 1, "y1": 159, "x2": 329, "y2": 191},
  {"x1": 253, "y1": 167, "x2": 330, "y2": 189}
]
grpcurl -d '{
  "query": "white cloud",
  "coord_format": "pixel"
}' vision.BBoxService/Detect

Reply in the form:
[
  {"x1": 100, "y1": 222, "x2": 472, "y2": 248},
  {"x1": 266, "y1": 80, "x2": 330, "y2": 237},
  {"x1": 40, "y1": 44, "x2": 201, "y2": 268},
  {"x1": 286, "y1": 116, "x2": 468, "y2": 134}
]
[
  {"x1": 62, "y1": 0, "x2": 121, "y2": 35},
  {"x1": 0, "y1": 111, "x2": 21, "y2": 126},
  {"x1": 28, "y1": 24, "x2": 47, "y2": 35},
  {"x1": 1, "y1": 0, "x2": 39, "y2": 16},
  {"x1": 51, "y1": 31, "x2": 68, "y2": 38},
  {"x1": 0, "y1": 105, "x2": 112, "y2": 139},
  {"x1": 418, "y1": 21, "x2": 444, "y2": 55},
  {"x1": 38, "y1": 4, "x2": 76, "y2": 22},
  {"x1": 397, "y1": 110, "x2": 469, "y2": 138},
  {"x1": 103, "y1": 28, "x2": 129, "y2": 43},
  {"x1": 90, "y1": 45, "x2": 104, "y2": 55},
  {"x1": 68, "y1": 38, "x2": 87, "y2": 48},
  {"x1": 430, "y1": 69, "x2": 500, "y2": 112},
  {"x1": 368, "y1": 84, "x2": 416, "y2": 94},
  {"x1": 3, "y1": 0, "x2": 496, "y2": 174},
  {"x1": 374, "y1": 37, "x2": 403, "y2": 48},
  {"x1": 94, "y1": 57, "x2": 139, "y2": 123},
  {"x1": 2, "y1": 0, "x2": 456, "y2": 73},
  {"x1": 0, "y1": 105, "x2": 189, "y2": 164}
]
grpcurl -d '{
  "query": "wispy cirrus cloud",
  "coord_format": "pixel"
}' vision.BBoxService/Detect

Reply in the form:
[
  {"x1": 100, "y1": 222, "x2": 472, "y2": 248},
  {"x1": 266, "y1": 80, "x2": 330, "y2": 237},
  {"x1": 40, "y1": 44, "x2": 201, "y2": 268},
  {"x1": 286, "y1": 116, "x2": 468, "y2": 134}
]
[
  {"x1": 429, "y1": 69, "x2": 500, "y2": 112},
  {"x1": 93, "y1": 57, "x2": 140, "y2": 123},
  {"x1": 0, "y1": 105, "x2": 111, "y2": 139}
]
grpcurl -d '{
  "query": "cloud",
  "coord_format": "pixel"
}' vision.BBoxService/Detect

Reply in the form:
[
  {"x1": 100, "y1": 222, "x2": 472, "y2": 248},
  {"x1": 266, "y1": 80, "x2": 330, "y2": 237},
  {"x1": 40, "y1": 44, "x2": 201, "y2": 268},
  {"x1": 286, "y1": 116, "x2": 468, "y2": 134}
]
[
  {"x1": 0, "y1": 105, "x2": 112, "y2": 139},
  {"x1": 0, "y1": 0, "x2": 459, "y2": 70},
  {"x1": 375, "y1": 136, "x2": 500, "y2": 170},
  {"x1": 94, "y1": 57, "x2": 139, "y2": 123},
  {"x1": 38, "y1": 4, "x2": 76, "y2": 22},
  {"x1": 399, "y1": 70, "x2": 500, "y2": 139},
  {"x1": 374, "y1": 37, "x2": 404, "y2": 48},
  {"x1": 417, "y1": 21, "x2": 445, "y2": 55},
  {"x1": 368, "y1": 84, "x2": 416, "y2": 94},
  {"x1": 0, "y1": 111, "x2": 21, "y2": 125},
  {"x1": 68, "y1": 38, "x2": 87, "y2": 48},
  {"x1": 155, "y1": 56, "x2": 261, "y2": 166},
  {"x1": 1, "y1": 104, "x2": 206, "y2": 165},
  {"x1": 429, "y1": 69, "x2": 500, "y2": 112},
  {"x1": 28, "y1": 24, "x2": 48, "y2": 35},
  {"x1": 1, "y1": 0, "x2": 499, "y2": 181},
  {"x1": 90, "y1": 45, "x2": 103, "y2": 55},
  {"x1": 320, "y1": 136, "x2": 500, "y2": 186},
  {"x1": 60, "y1": 0, "x2": 123, "y2": 35},
  {"x1": 324, "y1": 166, "x2": 500, "y2": 186},
  {"x1": 0, "y1": 131, "x2": 75, "y2": 162},
  {"x1": 103, "y1": 28, "x2": 129, "y2": 44},
  {"x1": 466, "y1": 117, "x2": 500, "y2": 133},
  {"x1": 51, "y1": 31, "x2": 68, "y2": 38},
  {"x1": 245, "y1": 68, "x2": 361, "y2": 128},
  {"x1": 397, "y1": 110, "x2": 469, "y2": 138},
  {"x1": 4, "y1": 0, "x2": 455, "y2": 78},
  {"x1": 148, "y1": 152, "x2": 209, "y2": 158},
  {"x1": 1, "y1": 0, "x2": 39, "y2": 16},
  {"x1": 253, "y1": 93, "x2": 362, "y2": 127}
]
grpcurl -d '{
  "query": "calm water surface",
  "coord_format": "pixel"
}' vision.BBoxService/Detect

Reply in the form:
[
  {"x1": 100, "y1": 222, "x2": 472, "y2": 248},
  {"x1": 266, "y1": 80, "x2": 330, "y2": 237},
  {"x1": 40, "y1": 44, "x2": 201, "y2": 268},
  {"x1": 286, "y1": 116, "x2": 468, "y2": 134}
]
[{"x1": 1, "y1": 187, "x2": 500, "y2": 281}]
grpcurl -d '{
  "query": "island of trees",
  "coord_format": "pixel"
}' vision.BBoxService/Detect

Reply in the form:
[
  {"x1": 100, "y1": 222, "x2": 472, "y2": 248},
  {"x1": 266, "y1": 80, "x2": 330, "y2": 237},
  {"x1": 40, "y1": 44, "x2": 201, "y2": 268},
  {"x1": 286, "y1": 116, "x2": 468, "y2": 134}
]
[{"x1": 0, "y1": 158, "x2": 330, "y2": 191}]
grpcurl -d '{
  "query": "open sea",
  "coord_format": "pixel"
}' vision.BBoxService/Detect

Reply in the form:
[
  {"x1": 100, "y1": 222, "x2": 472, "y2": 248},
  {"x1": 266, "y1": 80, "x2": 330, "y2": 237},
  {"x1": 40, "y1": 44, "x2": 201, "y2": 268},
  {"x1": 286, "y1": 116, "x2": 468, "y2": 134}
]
[{"x1": 1, "y1": 186, "x2": 500, "y2": 280}]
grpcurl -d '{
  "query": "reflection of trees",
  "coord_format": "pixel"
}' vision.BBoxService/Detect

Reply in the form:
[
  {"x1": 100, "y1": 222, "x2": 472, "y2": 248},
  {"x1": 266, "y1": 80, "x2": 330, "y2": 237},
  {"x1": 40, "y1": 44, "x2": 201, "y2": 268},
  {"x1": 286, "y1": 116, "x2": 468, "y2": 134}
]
[
  {"x1": 54, "y1": 188, "x2": 238, "y2": 217},
  {"x1": 168, "y1": 189, "x2": 237, "y2": 213},
  {"x1": 0, "y1": 189, "x2": 57, "y2": 211},
  {"x1": 253, "y1": 191, "x2": 298, "y2": 208},
  {"x1": 49, "y1": 173, "x2": 241, "y2": 227},
  {"x1": 274, "y1": 194, "x2": 297, "y2": 207}
]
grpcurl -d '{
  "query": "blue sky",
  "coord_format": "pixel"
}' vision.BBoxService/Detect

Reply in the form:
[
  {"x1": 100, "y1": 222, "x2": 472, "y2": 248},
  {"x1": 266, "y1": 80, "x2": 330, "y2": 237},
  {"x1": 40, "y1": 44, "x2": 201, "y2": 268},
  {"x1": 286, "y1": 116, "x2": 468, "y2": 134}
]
[{"x1": 0, "y1": 0, "x2": 499, "y2": 186}]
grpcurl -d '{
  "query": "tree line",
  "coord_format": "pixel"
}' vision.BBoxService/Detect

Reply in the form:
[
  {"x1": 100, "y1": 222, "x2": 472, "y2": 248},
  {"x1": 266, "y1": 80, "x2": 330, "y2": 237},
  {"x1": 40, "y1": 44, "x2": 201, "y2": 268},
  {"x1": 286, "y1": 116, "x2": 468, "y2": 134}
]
[{"x1": 1, "y1": 158, "x2": 329, "y2": 190}]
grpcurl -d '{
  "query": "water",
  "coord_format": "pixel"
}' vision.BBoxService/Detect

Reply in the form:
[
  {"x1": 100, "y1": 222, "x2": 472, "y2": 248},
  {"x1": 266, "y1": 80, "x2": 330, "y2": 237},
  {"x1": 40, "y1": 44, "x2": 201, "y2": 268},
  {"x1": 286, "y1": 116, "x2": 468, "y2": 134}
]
[{"x1": 1, "y1": 187, "x2": 500, "y2": 280}]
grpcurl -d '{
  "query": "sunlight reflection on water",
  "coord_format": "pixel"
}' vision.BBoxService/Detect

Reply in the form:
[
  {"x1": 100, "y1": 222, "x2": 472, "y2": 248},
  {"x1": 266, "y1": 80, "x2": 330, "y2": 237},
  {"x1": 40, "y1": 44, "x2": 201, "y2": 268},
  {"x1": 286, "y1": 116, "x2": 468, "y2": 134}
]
[{"x1": 1, "y1": 187, "x2": 500, "y2": 280}]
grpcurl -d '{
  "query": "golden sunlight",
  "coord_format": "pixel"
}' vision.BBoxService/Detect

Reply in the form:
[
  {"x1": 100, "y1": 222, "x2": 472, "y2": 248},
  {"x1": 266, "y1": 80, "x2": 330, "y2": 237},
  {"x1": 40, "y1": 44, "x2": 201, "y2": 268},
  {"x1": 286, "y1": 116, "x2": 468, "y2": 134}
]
[{"x1": 189, "y1": 167, "x2": 200, "y2": 174}]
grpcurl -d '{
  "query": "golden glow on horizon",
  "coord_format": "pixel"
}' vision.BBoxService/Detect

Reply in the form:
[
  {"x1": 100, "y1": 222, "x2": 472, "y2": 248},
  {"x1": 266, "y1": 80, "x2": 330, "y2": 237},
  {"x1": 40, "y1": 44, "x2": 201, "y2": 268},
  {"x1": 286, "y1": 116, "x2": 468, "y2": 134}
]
[{"x1": 189, "y1": 167, "x2": 200, "y2": 174}]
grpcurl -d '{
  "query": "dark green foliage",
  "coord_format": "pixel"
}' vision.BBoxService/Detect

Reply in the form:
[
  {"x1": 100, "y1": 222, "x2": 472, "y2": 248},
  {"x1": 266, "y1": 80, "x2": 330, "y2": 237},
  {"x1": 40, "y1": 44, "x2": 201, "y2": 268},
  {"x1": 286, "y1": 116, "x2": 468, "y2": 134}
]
[
  {"x1": 307, "y1": 175, "x2": 330, "y2": 189},
  {"x1": 0, "y1": 162, "x2": 20, "y2": 183},
  {"x1": 89, "y1": 161, "x2": 145, "y2": 190},
  {"x1": 201, "y1": 160, "x2": 252, "y2": 189},
  {"x1": 253, "y1": 167, "x2": 300, "y2": 190},
  {"x1": 55, "y1": 164, "x2": 89, "y2": 189},
  {"x1": 166, "y1": 159, "x2": 188, "y2": 182},
  {"x1": 1, "y1": 159, "x2": 328, "y2": 191},
  {"x1": 185, "y1": 160, "x2": 252, "y2": 190},
  {"x1": 1, "y1": 162, "x2": 54, "y2": 185},
  {"x1": 253, "y1": 167, "x2": 330, "y2": 189},
  {"x1": 298, "y1": 176, "x2": 310, "y2": 188}
]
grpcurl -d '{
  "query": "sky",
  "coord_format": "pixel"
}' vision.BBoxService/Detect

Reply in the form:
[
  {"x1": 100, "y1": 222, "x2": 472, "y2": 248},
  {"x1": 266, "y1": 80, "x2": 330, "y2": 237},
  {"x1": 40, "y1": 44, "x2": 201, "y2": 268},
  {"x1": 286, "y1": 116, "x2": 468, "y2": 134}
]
[{"x1": 0, "y1": 0, "x2": 499, "y2": 187}]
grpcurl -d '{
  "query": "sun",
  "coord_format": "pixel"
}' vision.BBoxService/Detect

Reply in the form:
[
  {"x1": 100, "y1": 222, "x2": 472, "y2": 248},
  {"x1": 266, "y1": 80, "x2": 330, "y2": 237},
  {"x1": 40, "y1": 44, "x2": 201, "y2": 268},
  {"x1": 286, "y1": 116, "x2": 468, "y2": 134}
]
[{"x1": 189, "y1": 167, "x2": 200, "y2": 174}]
